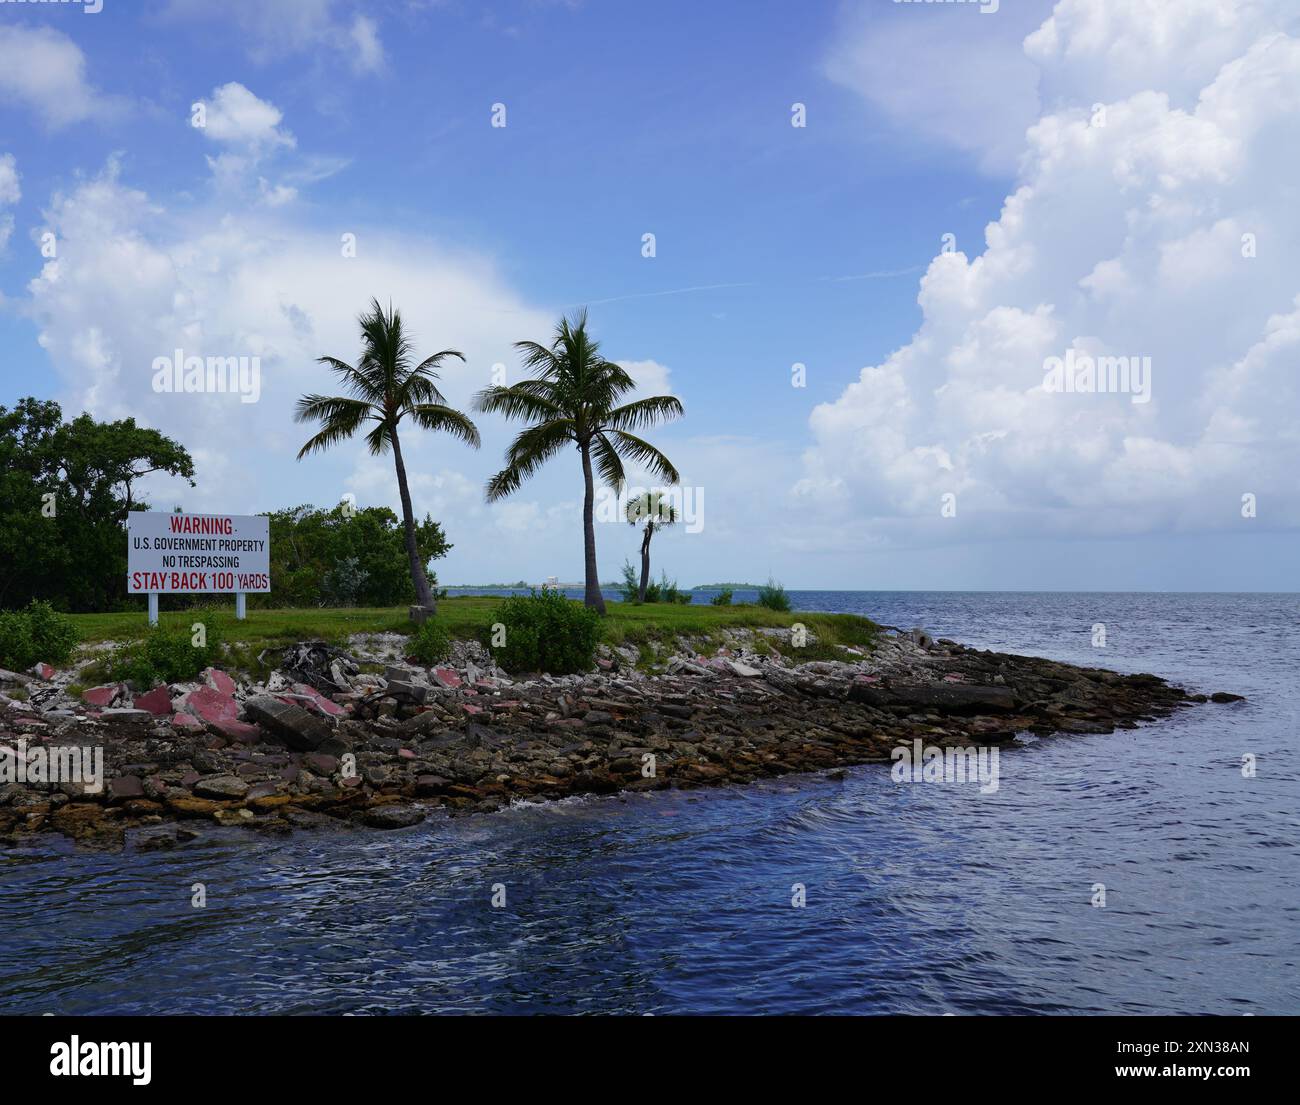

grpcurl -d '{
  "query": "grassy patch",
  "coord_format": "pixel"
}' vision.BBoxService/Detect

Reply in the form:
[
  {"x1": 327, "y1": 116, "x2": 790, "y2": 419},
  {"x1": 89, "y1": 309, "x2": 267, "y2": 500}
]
[{"x1": 63, "y1": 597, "x2": 879, "y2": 663}]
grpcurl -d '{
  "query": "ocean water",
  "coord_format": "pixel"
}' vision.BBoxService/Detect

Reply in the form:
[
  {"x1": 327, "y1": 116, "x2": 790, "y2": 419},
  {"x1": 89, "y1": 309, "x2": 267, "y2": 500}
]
[{"x1": 1, "y1": 592, "x2": 1296, "y2": 1015}]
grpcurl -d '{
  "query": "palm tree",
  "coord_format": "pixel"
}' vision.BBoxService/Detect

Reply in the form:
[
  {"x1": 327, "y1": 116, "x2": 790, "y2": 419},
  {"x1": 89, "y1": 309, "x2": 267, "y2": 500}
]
[
  {"x1": 295, "y1": 298, "x2": 480, "y2": 615},
  {"x1": 626, "y1": 490, "x2": 677, "y2": 603},
  {"x1": 475, "y1": 309, "x2": 683, "y2": 614}
]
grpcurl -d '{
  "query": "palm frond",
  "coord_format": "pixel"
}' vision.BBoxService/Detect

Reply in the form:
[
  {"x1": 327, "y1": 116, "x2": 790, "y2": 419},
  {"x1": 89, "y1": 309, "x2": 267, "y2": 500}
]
[
  {"x1": 407, "y1": 404, "x2": 481, "y2": 448},
  {"x1": 606, "y1": 429, "x2": 680, "y2": 484},
  {"x1": 605, "y1": 394, "x2": 684, "y2": 432},
  {"x1": 591, "y1": 432, "x2": 626, "y2": 490}
]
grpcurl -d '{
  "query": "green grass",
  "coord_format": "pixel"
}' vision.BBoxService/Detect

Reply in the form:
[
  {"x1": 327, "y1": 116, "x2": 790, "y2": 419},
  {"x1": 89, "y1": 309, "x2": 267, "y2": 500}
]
[{"x1": 63, "y1": 597, "x2": 878, "y2": 664}]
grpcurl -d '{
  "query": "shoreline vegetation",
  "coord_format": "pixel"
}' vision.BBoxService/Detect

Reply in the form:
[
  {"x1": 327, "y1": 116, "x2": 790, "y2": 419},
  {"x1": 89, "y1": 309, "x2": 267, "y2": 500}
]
[{"x1": 0, "y1": 598, "x2": 1245, "y2": 849}]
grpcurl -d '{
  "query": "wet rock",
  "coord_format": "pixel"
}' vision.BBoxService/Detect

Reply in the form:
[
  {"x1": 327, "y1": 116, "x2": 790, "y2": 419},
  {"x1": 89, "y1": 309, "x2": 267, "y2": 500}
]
[
  {"x1": 1210, "y1": 691, "x2": 1245, "y2": 703},
  {"x1": 363, "y1": 805, "x2": 426, "y2": 829}
]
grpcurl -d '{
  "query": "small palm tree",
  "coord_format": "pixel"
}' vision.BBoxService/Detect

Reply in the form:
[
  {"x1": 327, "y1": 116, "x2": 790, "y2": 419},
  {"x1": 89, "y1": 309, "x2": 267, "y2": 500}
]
[
  {"x1": 626, "y1": 490, "x2": 677, "y2": 603},
  {"x1": 475, "y1": 309, "x2": 683, "y2": 614},
  {"x1": 295, "y1": 298, "x2": 480, "y2": 614}
]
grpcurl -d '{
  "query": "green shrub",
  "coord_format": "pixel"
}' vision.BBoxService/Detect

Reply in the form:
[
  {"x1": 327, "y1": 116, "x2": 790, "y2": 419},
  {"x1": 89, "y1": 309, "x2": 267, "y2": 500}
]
[
  {"x1": 756, "y1": 577, "x2": 791, "y2": 613},
  {"x1": 618, "y1": 561, "x2": 693, "y2": 604},
  {"x1": 710, "y1": 588, "x2": 734, "y2": 606},
  {"x1": 106, "y1": 622, "x2": 224, "y2": 686},
  {"x1": 407, "y1": 618, "x2": 452, "y2": 666},
  {"x1": 0, "y1": 600, "x2": 80, "y2": 670},
  {"x1": 486, "y1": 589, "x2": 601, "y2": 674}
]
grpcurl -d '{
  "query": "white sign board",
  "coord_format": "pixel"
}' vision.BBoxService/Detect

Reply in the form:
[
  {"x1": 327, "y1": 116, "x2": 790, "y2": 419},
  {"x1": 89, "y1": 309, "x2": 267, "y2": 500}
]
[{"x1": 127, "y1": 512, "x2": 270, "y2": 594}]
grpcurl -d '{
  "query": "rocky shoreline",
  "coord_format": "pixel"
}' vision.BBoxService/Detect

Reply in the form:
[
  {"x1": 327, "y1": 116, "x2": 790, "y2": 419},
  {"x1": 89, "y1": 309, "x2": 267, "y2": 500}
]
[{"x1": 0, "y1": 626, "x2": 1244, "y2": 850}]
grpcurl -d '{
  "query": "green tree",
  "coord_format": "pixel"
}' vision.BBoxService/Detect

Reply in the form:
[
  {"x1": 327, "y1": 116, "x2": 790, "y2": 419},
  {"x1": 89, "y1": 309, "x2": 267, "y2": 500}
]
[
  {"x1": 0, "y1": 399, "x2": 195, "y2": 612},
  {"x1": 295, "y1": 299, "x2": 479, "y2": 614},
  {"x1": 475, "y1": 310, "x2": 683, "y2": 614},
  {"x1": 264, "y1": 503, "x2": 451, "y2": 608},
  {"x1": 625, "y1": 490, "x2": 677, "y2": 603}
]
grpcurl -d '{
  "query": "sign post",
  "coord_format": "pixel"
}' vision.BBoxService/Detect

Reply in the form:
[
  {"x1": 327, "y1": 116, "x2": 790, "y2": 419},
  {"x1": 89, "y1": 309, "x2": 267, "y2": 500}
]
[{"x1": 127, "y1": 512, "x2": 270, "y2": 623}]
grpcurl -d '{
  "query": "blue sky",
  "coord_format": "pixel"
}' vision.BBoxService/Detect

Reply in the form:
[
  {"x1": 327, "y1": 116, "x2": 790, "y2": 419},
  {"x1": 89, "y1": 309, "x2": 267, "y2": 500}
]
[{"x1": 1, "y1": 0, "x2": 1297, "y2": 590}]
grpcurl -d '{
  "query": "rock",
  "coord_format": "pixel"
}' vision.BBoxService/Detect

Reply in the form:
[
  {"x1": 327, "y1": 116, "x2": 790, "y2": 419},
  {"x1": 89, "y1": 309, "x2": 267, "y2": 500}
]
[
  {"x1": 363, "y1": 805, "x2": 426, "y2": 829},
  {"x1": 186, "y1": 686, "x2": 240, "y2": 724},
  {"x1": 1210, "y1": 691, "x2": 1245, "y2": 703},
  {"x1": 0, "y1": 668, "x2": 33, "y2": 686},
  {"x1": 204, "y1": 668, "x2": 237, "y2": 696},
  {"x1": 82, "y1": 684, "x2": 124, "y2": 707},
  {"x1": 304, "y1": 752, "x2": 339, "y2": 776},
  {"x1": 387, "y1": 680, "x2": 428, "y2": 705},
  {"x1": 385, "y1": 665, "x2": 417, "y2": 683},
  {"x1": 908, "y1": 627, "x2": 934, "y2": 649},
  {"x1": 290, "y1": 683, "x2": 346, "y2": 717},
  {"x1": 193, "y1": 775, "x2": 249, "y2": 800},
  {"x1": 242, "y1": 695, "x2": 331, "y2": 751},
  {"x1": 133, "y1": 686, "x2": 173, "y2": 715},
  {"x1": 847, "y1": 680, "x2": 1016, "y2": 714},
  {"x1": 32, "y1": 663, "x2": 56, "y2": 681},
  {"x1": 727, "y1": 661, "x2": 763, "y2": 678},
  {"x1": 100, "y1": 708, "x2": 154, "y2": 724},
  {"x1": 109, "y1": 775, "x2": 145, "y2": 800},
  {"x1": 170, "y1": 712, "x2": 204, "y2": 732},
  {"x1": 212, "y1": 719, "x2": 261, "y2": 743}
]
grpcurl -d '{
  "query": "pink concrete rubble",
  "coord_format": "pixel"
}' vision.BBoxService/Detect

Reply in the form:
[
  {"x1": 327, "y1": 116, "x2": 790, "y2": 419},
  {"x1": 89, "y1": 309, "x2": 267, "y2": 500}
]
[
  {"x1": 185, "y1": 685, "x2": 240, "y2": 724},
  {"x1": 170, "y1": 712, "x2": 204, "y2": 732},
  {"x1": 213, "y1": 719, "x2": 260, "y2": 743},
  {"x1": 32, "y1": 663, "x2": 56, "y2": 681},
  {"x1": 82, "y1": 684, "x2": 123, "y2": 707},
  {"x1": 133, "y1": 685, "x2": 173, "y2": 715},
  {"x1": 432, "y1": 668, "x2": 462, "y2": 689},
  {"x1": 203, "y1": 668, "x2": 237, "y2": 696},
  {"x1": 291, "y1": 682, "x2": 345, "y2": 717}
]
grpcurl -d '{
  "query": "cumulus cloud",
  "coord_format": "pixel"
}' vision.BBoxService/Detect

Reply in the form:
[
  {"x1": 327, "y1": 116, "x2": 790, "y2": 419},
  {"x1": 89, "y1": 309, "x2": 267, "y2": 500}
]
[
  {"x1": 0, "y1": 25, "x2": 123, "y2": 129},
  {"x1": 801, "y1": 0, "x2": 1300, "y2": 549},
  {"x1": 22, "y1": 157, "x2": 555, "y2": 529}
]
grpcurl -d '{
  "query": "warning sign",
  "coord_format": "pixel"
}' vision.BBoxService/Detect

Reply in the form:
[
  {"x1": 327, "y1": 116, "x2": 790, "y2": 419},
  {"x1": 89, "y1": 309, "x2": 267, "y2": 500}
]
[{"x1": 127, "y1": 512, "x2": 270, "y2": 594}]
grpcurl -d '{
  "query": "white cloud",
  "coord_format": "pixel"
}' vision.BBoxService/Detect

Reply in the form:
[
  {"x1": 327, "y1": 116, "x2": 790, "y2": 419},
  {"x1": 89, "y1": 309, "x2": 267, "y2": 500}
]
[
  {"x1": 164, "y1": 0, "x2": 387, "y2": 73},
  {"x1": 0, "y1": 25, "x2": 122, "y2": 129},
  {"x1": 0, "y1": 153, "x2": 18, "y2": 251},
  {"x1": 22, "y1": 158, "x2": 554, "y2": 526},
  {"x1": 802, "y1": 2, "x2": 1300, "y2": 549},
  {"x1": 201, "y1": 83, "x2": 295, "y2": 152},
  {"x1": 825, "y1": 1, "x2": 1056, "y2": 175},
  {"x1": 349, "y1": 15, "x2": 385, "y2": 74}
]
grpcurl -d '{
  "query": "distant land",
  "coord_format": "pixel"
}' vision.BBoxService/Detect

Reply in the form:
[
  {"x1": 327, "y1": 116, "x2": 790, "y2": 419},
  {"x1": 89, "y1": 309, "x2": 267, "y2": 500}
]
[
  {"x1": 692, "y1": 582, "x2": 765, "y2": 590},
  {"x1": 445, "y1": 581, "x2": 621, "y2": 590}
]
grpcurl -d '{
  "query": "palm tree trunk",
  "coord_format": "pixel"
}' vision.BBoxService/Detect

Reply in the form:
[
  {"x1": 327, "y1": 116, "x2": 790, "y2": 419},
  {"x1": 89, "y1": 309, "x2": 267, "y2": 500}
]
[
  {"x1": 637, "y1": 524, "x2": 652, "y2": 603},
  {"x1": 390, "y1": 426, "x2": 435, "y2": 612},
  {"x1": 580, "y1": 442, "x2": 606, "y2": 614}
]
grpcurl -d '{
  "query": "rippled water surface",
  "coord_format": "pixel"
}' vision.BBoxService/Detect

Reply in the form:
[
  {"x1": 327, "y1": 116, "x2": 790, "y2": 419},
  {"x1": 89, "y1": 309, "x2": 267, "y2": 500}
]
[{"x1": 1, "y1": 592, "x2": 1297, "y2": 1014}]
